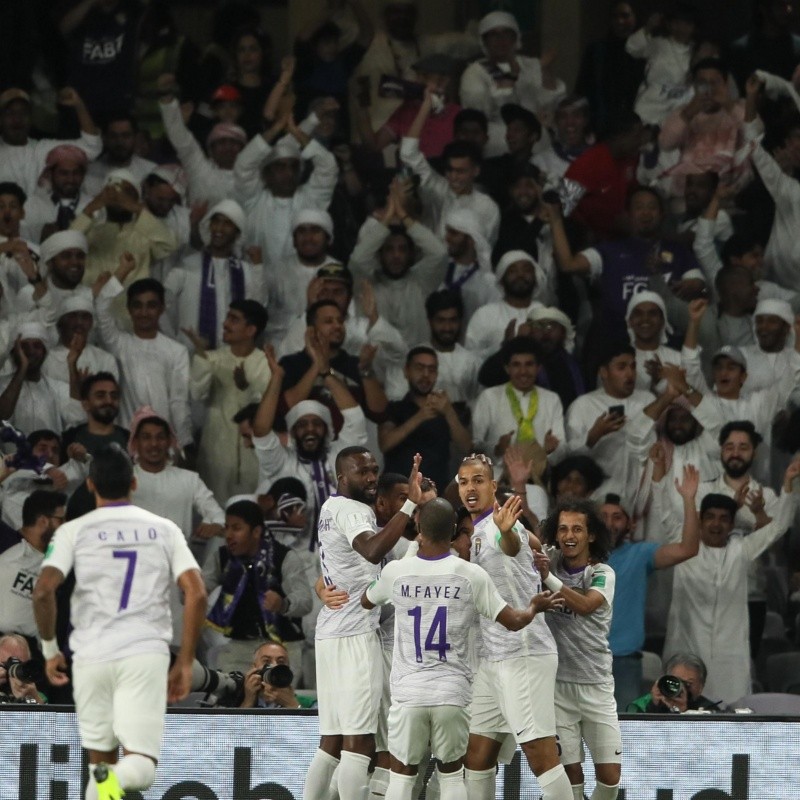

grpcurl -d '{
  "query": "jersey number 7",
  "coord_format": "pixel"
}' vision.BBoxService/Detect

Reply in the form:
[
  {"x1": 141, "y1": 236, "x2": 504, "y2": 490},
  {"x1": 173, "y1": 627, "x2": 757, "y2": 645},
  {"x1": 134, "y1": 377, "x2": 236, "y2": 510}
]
[
  {"x1": 408, "y1": 606, "x2": 451, "y2": 663},
  {"x1": 113, "y1": 550, "x2": 138, "y2": 611}
]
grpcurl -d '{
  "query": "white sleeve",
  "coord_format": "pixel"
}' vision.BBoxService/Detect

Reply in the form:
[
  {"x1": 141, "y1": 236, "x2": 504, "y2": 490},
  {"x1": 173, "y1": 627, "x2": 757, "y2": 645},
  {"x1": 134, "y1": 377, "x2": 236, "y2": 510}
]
[
  {"x1": 41, "y1": 524, "x2": 78, "y2": 577},
  {"x1": 169, "y1": 525, "x2": 201, "y2": 581},
  {"x1": 580, "y1": 247, "x2": 603, "y2": 279},
  {"x1": 335, "y1": 500, "x2": 378, "y2": 545},
  {"x1": 365, "y1": 562, "x2": 397, "y2": 606},
  {"x1": 192, "y1": 474, "x2": 225, "y2": 525},
  {"x1": 469, "y1": 565, "x2": 509, "y2": 621},
  {"x1": 588, "y1": 563, "x2": 615, "y2": 605}
]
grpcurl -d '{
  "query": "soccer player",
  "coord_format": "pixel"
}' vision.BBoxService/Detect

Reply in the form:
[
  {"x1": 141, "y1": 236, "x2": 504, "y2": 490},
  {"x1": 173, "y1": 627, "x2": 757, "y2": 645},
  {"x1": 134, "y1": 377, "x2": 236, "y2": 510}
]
[
  {"x1": 304, "y1": 448, "x2": 425, "y2": 800},
  {"x1": 31, "y1": 446, "x2": 207, "y2": 800},
  {"x1": 457, "y1": 453, "x2": 573, "y2": 800},
  {"x1": 362, "y1": 497, "x2": 563, "y2": 800}
]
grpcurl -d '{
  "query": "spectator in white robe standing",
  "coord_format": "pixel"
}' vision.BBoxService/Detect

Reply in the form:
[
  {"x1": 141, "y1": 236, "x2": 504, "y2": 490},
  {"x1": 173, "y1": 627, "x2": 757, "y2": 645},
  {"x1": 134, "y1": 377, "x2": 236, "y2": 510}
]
[
  {"x1": 164, "y1": 200, "x2": 264, "y2": 352},
  {"x1": 460, "y1": 11, "x2": 565, "y2": 157},
  {"x1": 465, "y1": 249, "x2": 546, "y2": 360},
  {"x1": 93, "y1": 254, "x2": 193, "y2": 448},
  {"x1": 663, "y1": 462, "x2": 800, "y2": 705},
  {"x1": 234, "y1": 115, "x2": 338, "y2": 268}
]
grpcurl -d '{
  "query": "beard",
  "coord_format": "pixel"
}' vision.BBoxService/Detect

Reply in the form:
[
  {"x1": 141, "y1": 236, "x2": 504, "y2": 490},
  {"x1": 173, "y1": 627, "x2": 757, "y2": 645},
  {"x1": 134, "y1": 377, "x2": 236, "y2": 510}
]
[
  {"x1": 724, "y1": 458, "x2": 752, "y2": 479},
  {"x1": 91, "y1": 405, "x2": 118, "y2": 424},
  {"x1": 348, "y1": 486, "x2": 375, "y2": 506}
]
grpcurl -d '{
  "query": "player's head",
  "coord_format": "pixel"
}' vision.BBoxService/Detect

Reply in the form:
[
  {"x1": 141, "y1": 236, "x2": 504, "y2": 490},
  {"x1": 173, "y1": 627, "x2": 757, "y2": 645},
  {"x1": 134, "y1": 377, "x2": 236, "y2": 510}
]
[
  {"x1": 719, "y1": 421, "x2": 761, "y2": 478},
  {"x1": 699, "y1": 493, "x2": 737, "y2": 547},
  {"x1": 223, "y1": 300, "x2": 268, "y2": 345},
  {"x1": 375, "y1": 472, "x2": 411, "y2": 531},
  {"x1": 598, "y1": 493, "x2": 633, "y2": 546},
  {"x1": 225, "y1": 499, "x2": 264, "y2": 558},
  {"x1": 457, "y1": 453, "x2": 496, "y2": 517},
  {"x1": 452, "y1": 506, "x2": 473, "y2": 560},
  {"x1": 21, "y1": 489, "x2": 67, "y2": 552},
  {"x1": 417, "y1": 497, "x2": 456, "y2": 546},
  {"x1": 127, "y1": 278, "x2": 165, "y2": 335},
  {"x1": 335, "y1": 446, "x2": 379, "y2": 505},
  {"x1": 541, "y1": 498, "x2": 611, "y2": 563},
  {"x1": 88, "y1": 445, "x2": 135, "y2": 501},
  {"x1": 80, "y1": 371, "x2": 120, "y2": 424}
]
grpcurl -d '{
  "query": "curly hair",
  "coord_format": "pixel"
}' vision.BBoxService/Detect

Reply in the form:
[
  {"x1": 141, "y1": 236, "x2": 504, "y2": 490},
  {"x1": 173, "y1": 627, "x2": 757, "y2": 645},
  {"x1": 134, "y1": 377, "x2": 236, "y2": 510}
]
[{"x1": 540, "y1": 498, "x2": 612, "y2": 562}]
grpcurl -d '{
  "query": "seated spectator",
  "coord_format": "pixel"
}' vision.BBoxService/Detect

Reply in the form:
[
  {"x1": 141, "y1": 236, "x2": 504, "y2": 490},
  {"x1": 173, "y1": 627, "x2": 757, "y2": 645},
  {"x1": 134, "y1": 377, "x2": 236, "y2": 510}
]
[
  {"x1": 0, "y1": 87, "x2": 100, "y2": 198},
  {"x1": 41, "y1": 297, "x2": 119, "y2": 385},
  {"x1": 74, "y1": 170, "x2": 178, "y2": 302},
  {"x1": 625, "y1": 5, "x2": 697, "y2": 126},
  {"x1": 165, "y1": 200, "x2": 264, "y2": 351},
  {"x1": 482, "y1": 103, "x2": 542, "y2": 205},
  {"x1": 472, "y1": 336, "x2": 565, "y2": 478},
  {"x1": 658, "y1": 58, "x2": 759, "y2": 197},
  {"x1": 15, "y1": 230, "x2": 93, "y2": 315},
  {"x1": 0, "y1": 324, "x2": 84, "y2": 436},
  {"x1": 532, "y1": 95, "x2": 592, "y2": 186},
  {"x1": 239, "y1": 642, "x2": 317, "y2": 709},
  {"x1": 83, "y1": 114, "x2": 157, "y2": 197},
  {"x1": 233, "y1": 115, "x2": 338, "y2": 269},
  {"x1": 625, "y1": 291, "x2": 681, "y2": 394},
  {"x1": 440, "y1": 208, "x2": 500, "y2": 324},
  {"x1": 400, "y1": 108, "x2": 501, "y2": 244},
  {"x1": 158, "y1": 76, "x2": 247, "y2": 205},
  {"x1": 379, "y1": 346, "x2": 472, "y2": 490},
  {"x1": 204, "y1": 499, "x2": 312, "y2": 675},
  {"x1": 627, "y1": 652, "x2": 720, "y2": 713},
  {"x1": 459, "y1": 10, "x2": 565, "y2": 157},
  {"x1": 663, "y1": 462, "x2": 800, "y2": 705},
  {"x1": 186, "y1": 300, "x2": 271, "y2": 505},
  {"x1": 94, "y1": 260, "x2": 192, "y2": 447},
  {"x1": 465, "y1": 249, "x2": 545, "y2": 360},
  {"x1": 575, "y1": 2, "x2": 643, "y2": 137},
  {"x1": 348, "y1": 180, "x2": 447, "y2": 347},
  {"x1": 0, "y1": 490, "x2": 66, "y2": 639},
  {"x1": 23, "y1": 144, "x2": 92, "y2": 243},
  {"x1": 0, "y1": 633, "x2": 45, "y2": 704}
]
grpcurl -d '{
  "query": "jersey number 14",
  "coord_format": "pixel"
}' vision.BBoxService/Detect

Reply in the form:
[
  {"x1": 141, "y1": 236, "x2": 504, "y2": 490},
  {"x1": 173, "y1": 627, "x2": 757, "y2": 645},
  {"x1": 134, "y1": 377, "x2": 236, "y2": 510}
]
[{"x1": 408, "y1": 606, "x2": 451, "y2": 663}]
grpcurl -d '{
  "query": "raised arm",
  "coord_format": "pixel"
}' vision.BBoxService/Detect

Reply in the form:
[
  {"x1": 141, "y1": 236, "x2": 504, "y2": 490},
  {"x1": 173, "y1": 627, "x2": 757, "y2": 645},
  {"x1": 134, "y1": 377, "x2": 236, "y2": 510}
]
[
  {"x1": 653, "y1": 465, "x2": 701, "y2": 568},
  {"x1": 252, "y1": 347, "x2": 284, "y2": 437},
  {"x1": 540, "y1": 202, "x2": 591, "y2": 274}
]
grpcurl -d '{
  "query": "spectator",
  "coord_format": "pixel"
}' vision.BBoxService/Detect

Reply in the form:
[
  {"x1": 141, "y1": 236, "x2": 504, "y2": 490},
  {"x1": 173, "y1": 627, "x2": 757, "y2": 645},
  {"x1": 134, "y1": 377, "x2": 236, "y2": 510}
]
[
  {"x1": 165, "y1": 200, "x2": 264, "y2": 352},
  {"x1": 575, "y1": 1, "x2": 644, "y2": 137},
  {"x1": 379, "y1": 346, "x2": 471, "y2": 490},
  {"x1": 460, "y1": 11, "x2": 565, "y2": 158},
  {"x1": 94, "y1": 259, "x2": 192, "y2": 447},
  {"x1": 228, "y1": 28, "x2": 274, "y2": 139},
  {"x1": 83, "y1": 114, "x2": 157, "y2": 196},
  {"x1": 0, "y1": 490, "x2": 66, "y2": 639},
  {"x1": 625, "y1": 291, "x2": 681, "y2": 394},
  {"x1": 348, "y1": 180, "x2": 447, "y2": 347},
  {"x1": 203, "y1": 499, "x2": 312, "y2": 674},
  {"x1": 235, "y1": 118, "x2": 339, "y2": 309},
  {"x1": 239, "y1": 642, "x2": 317, "y2": 709},
  {"x1": 549, "y1": 455, "x2": 605, "y2": 503},
  {"x1": 472, "y1": 336, "x2": 565, "y2": 479},
  {"x1": 61, "y1": 372, "x2": 129, "y2": 455},
  {"x1": 187, "y1": 300, "x2": 271, "y2": 505},
  {"x1": 663, "y1": 462, "x2": 799, "y2": 705},
  {"x1": 627, "y1": 652, "x2": 719, "y2": 713},
  {"x1": 532, "y1": 95, "x2": 592, "y2": 187},
  {"x1": 0, "y1": 633, "x2": 45, "y2": 704},
  {"x1": 0, "y1": 87, "x2": 101, "y2": 198},
  {"x1": 0, "y1": 182, "x2": 40, "y2": 301},
  {"x1": 22, "y1": 144, "x2": 91, "y2": 243}
]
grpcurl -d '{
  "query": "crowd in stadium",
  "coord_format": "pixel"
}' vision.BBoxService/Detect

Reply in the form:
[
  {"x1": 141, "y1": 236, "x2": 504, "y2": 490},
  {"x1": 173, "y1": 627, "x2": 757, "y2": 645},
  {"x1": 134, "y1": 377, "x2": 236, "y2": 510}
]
[{"x1": 2, "y1": 0, "x2": 800, "y2": 797}]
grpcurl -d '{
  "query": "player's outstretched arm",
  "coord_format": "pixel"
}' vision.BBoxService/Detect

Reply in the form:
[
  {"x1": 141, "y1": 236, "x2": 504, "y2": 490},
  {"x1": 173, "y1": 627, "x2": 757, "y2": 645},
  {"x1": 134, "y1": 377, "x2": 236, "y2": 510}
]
[
  {"x1": 495, "y1": 591, "x2": 564, "y2": 631},
  {"x1": 32, "y1": 566, "x2": 70, "y2": 686},
  {"x1": 169, "y1": 568, "x2": 208, "y2": 703}
]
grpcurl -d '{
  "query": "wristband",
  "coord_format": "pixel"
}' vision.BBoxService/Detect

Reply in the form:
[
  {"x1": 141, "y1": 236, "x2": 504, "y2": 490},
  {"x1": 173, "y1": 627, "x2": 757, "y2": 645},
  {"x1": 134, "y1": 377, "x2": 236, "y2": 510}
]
[
  {"x1": 41, "y1": 638, "x2": 60, "y2": 660},
  {"x1": 400, "y1": 499, "x2": 418, "y2": 517},
  {"x1": 544, "y1": 574, "x2": 563, "y2": 593}
]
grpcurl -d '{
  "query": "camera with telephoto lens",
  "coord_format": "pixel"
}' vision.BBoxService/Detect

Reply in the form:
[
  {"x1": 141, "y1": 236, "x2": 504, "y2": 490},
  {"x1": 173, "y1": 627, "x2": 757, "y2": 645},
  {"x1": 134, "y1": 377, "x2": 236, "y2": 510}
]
[
  {"x1": 259, "y1": 663, "x2": 293, "y2": 688},
  {"x1": 190, "y1": 661, "x2": 245, "y2": 707},
  {"x1": 2, "y1": 657, "x2": 44, "y2": 686},
  {"x1": 657, "y1": 674, "x2": 685, "y2": 699}
]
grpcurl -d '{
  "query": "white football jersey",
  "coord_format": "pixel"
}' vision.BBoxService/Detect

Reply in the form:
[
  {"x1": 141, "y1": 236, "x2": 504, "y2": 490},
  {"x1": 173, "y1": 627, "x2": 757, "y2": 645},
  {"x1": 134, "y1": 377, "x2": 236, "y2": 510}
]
[
  {"x1": 315, "y1": 494, "x2": 381, "y2": 640},
  {"x1": 471, "y1": 510, "x2": 557, "y2": 661},
  {"x1": 42, "y1": 503, "x2": 199, "y2": 664},
  {"x1": 366, "y1": 553, "x2": 506, "y2": 707}
]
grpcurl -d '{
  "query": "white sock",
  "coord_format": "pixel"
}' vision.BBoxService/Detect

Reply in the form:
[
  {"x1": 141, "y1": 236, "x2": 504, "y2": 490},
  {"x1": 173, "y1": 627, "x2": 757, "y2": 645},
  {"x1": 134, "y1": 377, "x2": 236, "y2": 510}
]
[
  {"x1": 114, "y1": 754, "x2": 156, "y2": 791},
  {"x1": 571, "y1": 784, "x2": 585, "y2": 800},
  {"x1": 437, "y1": 767, "x2": 467, "y2": 800},
  {"x1": 465, "y1": 767, "x2": 495, "y2": 800},
  {"x1": 591, "y1": 781, "x2": 619, "y2": 800},
  {"x1": 426, "y1": 768, "x2": 441, "y2": 800},
  {"x1": 328, "y1": 764, "x2": 340, "y2": 800},
  {"x1": 385, "y1": 772, "x2": 416, "y2": 800},
  {"x1": 304, "y1": 749, "x2": 340, "y2": 800},
  {"x1": 337, "y1": 751, "x2": 372, "y2": 800},
  {"x1": 84, "y1": 773, "x2": 98, "y2": 800},
  {"x1": 370, "y1": 766, "x2": 391, "y2": 799},
  {"x1": 538, "y1": 764, "x2": 573, "y2": 800}
]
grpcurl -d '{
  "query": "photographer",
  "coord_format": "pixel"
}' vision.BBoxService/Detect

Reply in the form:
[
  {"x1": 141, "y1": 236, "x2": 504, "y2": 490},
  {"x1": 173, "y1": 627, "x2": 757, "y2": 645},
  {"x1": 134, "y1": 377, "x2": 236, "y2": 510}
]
[
  {"x1": 0, "y1": 634, "x2": 45, "y2": 704},
  {"x1": 239, "y1": 642, "x2": 316, "y2": 710},
  {"x1": 627, "y1": 653, "x2": 721, "y2": 713}
]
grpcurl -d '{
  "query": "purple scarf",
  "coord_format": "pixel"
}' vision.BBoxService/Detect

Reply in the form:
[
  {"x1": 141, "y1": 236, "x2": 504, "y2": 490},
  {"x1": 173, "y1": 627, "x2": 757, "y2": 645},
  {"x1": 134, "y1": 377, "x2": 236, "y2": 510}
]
[
  {"x1": 300, "y1": 457, "x2": 334, "y2": 551},
  {"x1": 199, "y1": 250, "x2": 246, "y2": 348}
]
